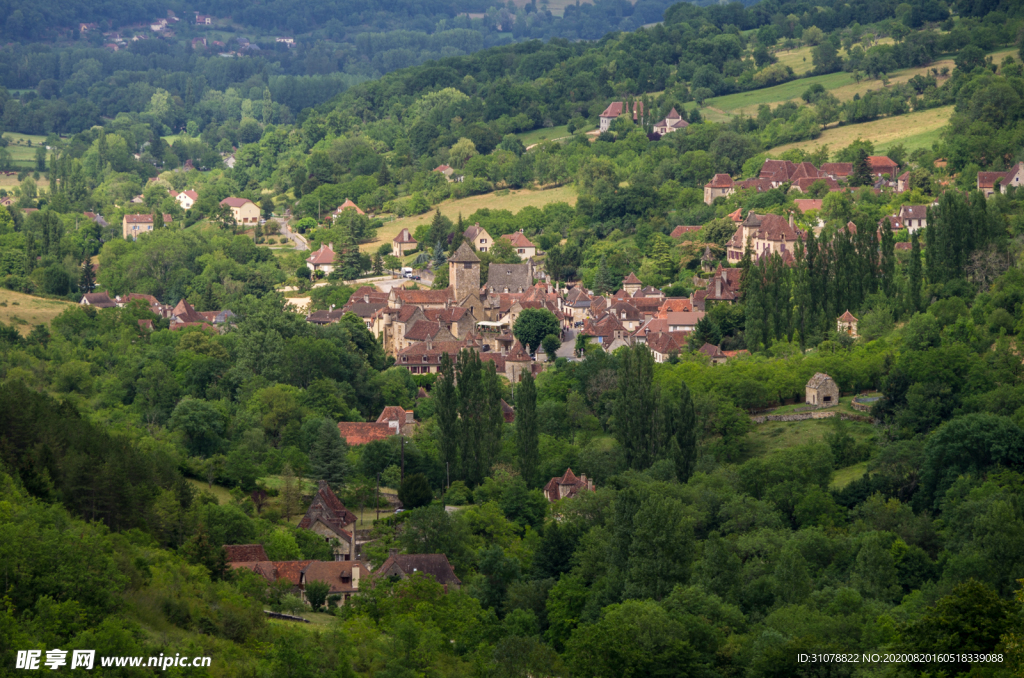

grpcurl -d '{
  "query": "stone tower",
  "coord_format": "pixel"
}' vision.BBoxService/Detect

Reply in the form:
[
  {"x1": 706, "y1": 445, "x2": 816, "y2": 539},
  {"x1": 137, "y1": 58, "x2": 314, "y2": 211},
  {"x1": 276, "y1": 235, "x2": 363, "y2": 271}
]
[{"x1": 449, "y1": 242, "x2": 480, "y2": 302}]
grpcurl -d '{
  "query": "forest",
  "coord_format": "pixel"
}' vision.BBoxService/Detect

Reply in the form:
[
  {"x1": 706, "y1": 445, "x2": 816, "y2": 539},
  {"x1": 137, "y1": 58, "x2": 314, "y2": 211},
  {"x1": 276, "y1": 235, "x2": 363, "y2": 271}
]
[{"x1": 4, "y1": 0, "x2": 1024, "y2": 674}]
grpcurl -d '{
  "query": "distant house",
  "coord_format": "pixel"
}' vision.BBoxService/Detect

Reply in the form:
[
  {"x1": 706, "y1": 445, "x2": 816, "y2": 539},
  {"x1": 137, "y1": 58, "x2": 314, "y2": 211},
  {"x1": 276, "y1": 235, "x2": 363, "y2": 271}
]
[
  {"x1": 896, "y1": 171, "x2": 911, "y2": 193},
  {"x1": 219, "y1": 197, "x2": 260, "y2": 224},
  {"x1": 500, "y1": 230, "x2": 536, "y2": 258},
  {"x1": 621, "y1": 272, "x2": 643, "y2": 296},
  {"x1": 806, "y1": 372, "x2": 839, "y2": 408},
  {"x1": 300, "y1": 561, "x2": 371, "y2": 605},
  {"x1": 224, "y1": 544, "x2": 269, "y2": 563},
  {"x1": 375, "y1": 552, "x2": 462, "y2": 591},
  {"x1": 298, "y1": 480, "x2": 359, "y2": 560},
  {"x1": 598, "y1": 101, "x2": 643, "y2": 132},
  {"x1": 392, "y1": 228, "x2": 418, "y2": 257},
  {"x1": 652, "y1": 107, "x2": 689, "y2": 136},
  {"x1": 336, "y1": 405, "x2": 414, "y2": 445},
  {"x1": 222, "y1": 153, "x2": 236, "y2": 168},
  {"x1": 543, "y1": 468, "x2": 595, "y2": 502},
  {"x1": 122, "y1": 213, "x2": 171, "y2": 240},
  {"x1": 171, "y1": 189, "x2": 198, "y2": 210},
  {"x1": 670, "y1": 225, "x2": 701, "y2": 239},
  {"x1": 79, "y1": 22, "x2": 98, "y2": 32},
  {"x1": 866, "y1": 156, "x2": 899, "y2": 178},
  {"x1": 80, "y1": 292, "x2": 117, "y2": 308},
  {"x1": 333, "y1": 198, "x2": 364, "y2": 217},
  {"x1": 837, "y1": 310, "x2": 858, "y2": 337},
  {"x1": 897, "y1": 205, "x2": 929, "y2": 233},
  {"x1": 704, "y1": 174, "x2": 734, "y2": 204},
  {"x1": 195, "y1": 14, "x2": 213, "y2": 24},
  {"x1": 977, "y1": 163, "x2": 1024, "y2": 198},
  {"x1": 433, "y1": 164, "x2": 463, "y2": 183},
  {"x1": 698, "y1": 342, "x2": 728, "y2": 365},
  {"x1": 464, "y1": 223, "x2": 493, "y2": 252},
  {"x1": 276, "y1": 37, "x2": 295, "y2": 45},
  {"x1": 306, "y1": 243, "x2": 336, "y2": 275}
]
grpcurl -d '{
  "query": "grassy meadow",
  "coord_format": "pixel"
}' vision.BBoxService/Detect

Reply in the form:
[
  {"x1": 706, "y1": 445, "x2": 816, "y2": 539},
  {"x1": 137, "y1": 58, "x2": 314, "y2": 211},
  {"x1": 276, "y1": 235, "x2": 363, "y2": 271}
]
[
  {"x1": 0, "y1": 289, "x2": 75, "y2": 335},
  {"x1": 362, "y1": 184, "x2": 576, "y2": 252},
  {"x1": 769, "y1": 105, "x2": 953, "y2": 155}
]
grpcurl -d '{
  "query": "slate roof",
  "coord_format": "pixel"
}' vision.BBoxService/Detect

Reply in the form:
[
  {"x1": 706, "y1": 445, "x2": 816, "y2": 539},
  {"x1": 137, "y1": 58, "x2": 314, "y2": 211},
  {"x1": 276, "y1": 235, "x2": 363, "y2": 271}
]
[
  {"x1": 81, "y1": 292, "x2": 117, "y2": 308},
  {"x1": 898, "y1": 205, "x2": 929, "y2": 220},
  {"x1": 449, "y1": 242, "x2": 481, "y2": 263},
  {"x1": 806, "y1": 372, "x2": 836, "y2": 389}
]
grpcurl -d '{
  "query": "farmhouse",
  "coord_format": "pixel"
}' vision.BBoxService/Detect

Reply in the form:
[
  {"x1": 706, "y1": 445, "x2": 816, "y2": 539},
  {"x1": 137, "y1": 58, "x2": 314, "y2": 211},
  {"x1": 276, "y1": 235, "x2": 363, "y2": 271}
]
[
  {"x1": 392, "y1": 228, "x2": 418, "y2": 257},
  {"x1": 704, "y1": 174, "x2": 734, "y2": 204},
  {"x1": 598, "y1": 101, "x2": 643, "y2": 132},
  {"x1": 977, "y1": 163, "x2": 1024, "y2": 198}
]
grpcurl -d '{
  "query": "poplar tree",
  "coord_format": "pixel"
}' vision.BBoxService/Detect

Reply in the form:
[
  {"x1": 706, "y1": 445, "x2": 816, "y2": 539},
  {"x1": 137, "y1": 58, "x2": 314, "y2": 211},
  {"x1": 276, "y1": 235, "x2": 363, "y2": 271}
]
[
  {"x1": 593, "y1": 256, "x2": 614, "y2": 294},
  {"x1": 614, "y1": 344, "x2": 663, "y2": 470},
  {"x1": 435, "y1": 353, "x2": 459, "y2": 481},
  {"x1": 668, "y1": 381, "x2": 697, "y2": 481},
  {"x1": 879, "y1": 220, "x2": 896, "y2": 297},
  {"x1": 907, "y1": 230, "x2": 922, "y2": 316},
  {"x1": 850, "y1": 148, "x2": 872, "y2": 186},
  {"x1": 78, "y1": 258, "x2": 94, "y2": 293},
  {"x1": 515, "y1": 372, "x2": 538, "y2": 486}
]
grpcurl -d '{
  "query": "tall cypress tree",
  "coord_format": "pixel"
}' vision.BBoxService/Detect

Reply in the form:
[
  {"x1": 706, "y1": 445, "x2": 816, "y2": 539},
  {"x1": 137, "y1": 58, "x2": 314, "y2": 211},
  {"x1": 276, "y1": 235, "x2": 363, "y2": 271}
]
[
  {"x1": 850, "y1": 148, "x2": 872, "y2": 186},
  {"x1": 907, "y1": 230, "x2": 923, "y2": 316},
  {"x1": 308, "y1": 419, "x2": 351, "y2": 486},
  {"x1": 744, "y1": 261, "x2": 768, "y2": 352},
  {"x1": 435, "y1": 353, "x2": 459, "y2": 484},
  {"x1": 880, "y1": 221, "x2": 896, "y2": 298},
  {"x1": 613, "y1": 344, "x2": 662, "y2": 470},
  {"x1": 78, "y1": 258, "x2": 94, "y2": 293},
  {"x1": 515, "y1": 372, "x2": 538, "y2": 486},
  {"x1": 668, "y1": 381, "x2": 697, "y2": 481},
  {"x1": 593, "y1": 255, "x2": 614, "y2": 294}
]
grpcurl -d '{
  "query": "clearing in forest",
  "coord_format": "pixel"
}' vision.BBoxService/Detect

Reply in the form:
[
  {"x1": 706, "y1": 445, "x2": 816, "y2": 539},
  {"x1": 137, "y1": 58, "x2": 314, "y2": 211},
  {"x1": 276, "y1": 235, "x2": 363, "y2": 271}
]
[
  {"x1": 362, "y1": 185, "x2": 576, "y2": 252},
  {"x1": 768, "y1": 105, "x2": 954, "y2": 155},
  {"x1": 0, "y1": 288, "x2": 75, "y2": 334}
]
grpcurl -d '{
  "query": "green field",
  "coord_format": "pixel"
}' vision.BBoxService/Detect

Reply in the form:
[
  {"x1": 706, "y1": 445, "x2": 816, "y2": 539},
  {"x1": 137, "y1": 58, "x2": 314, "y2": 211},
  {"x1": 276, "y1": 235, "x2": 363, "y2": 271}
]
[
  {"x1": 831, "y1": 461, "x2": 869, "y2": 490},
  {"x1": 704, "y1": 71, "x2": 856, "y2": 115},
  {"x1": 518, "y1": 123, "x2": 594, "y2": 147},
  {"x1": 0, "y1": 289, "x2": 74, "y2": 335},
  {"x1": 769, "y1": 105, "x2": 953, "y2": 155},
  {"x1": 746, "y1": 415, "x2": 876, "y2": 456},
  {"x1": 362, "y1": 184, "x2": 576, "y2": 252}
]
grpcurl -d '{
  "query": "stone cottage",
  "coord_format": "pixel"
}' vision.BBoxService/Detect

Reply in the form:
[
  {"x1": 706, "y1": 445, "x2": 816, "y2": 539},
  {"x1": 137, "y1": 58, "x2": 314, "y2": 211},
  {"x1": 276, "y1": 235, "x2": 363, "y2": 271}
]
[{"x1": 805, "y1": 373, "x2": 839, "y2": 408}]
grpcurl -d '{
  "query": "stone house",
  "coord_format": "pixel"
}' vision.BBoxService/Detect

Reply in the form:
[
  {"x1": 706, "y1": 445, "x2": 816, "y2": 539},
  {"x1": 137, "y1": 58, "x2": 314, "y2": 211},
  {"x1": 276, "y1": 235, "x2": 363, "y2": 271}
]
[
  {"x1": 297, "y1": 481, "x2": 359, "y2": 560},
  {"x1": 300, "y1": 561, "x2": 371, "y2": 606},
  {"x1": 652, "y1": 108, "x2": 689, "y2": 136},
  {"x1": 977, "y1": 163, "x2": 1024, "y2": 197},
  {"x1": 621, "y1": 272, "x2": 643, "y2": 296},
  {"x1": 897, "y1": 205, "x2": 929, "y2": 232},
  {"x1": 543, "y1": 468, "x2": 595, "y2": 502},
  {"x1": 698, "y1": 342, "x2": 728, "y2": 365},
  {"x1": 484, "y1": 262, "x2": 532, "y2": 295},
  {"x1": 392, "y1": 228, "x2": 418, "y2": 257},
  {"x1": 704, "y1": 174, "x2": 735, "y2": 204},
  {"x1": 806, "y1": 372, "x2": 839, "y2": 408}
]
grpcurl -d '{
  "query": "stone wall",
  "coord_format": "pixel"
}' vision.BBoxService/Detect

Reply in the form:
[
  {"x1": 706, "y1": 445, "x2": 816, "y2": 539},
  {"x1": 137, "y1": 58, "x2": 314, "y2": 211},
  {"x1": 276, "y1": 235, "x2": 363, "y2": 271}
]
[{"x1": 751, "y1": 411, "x2": 875, "y2": 424}]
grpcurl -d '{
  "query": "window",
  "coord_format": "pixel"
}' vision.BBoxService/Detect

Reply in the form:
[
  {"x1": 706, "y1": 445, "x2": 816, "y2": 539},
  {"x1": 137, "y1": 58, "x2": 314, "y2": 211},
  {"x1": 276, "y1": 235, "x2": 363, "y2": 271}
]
[
  {"x1": 823, "y1": 395, "x2": 832, "y2": 402},
  {"x1": 463, "y1": 263, "x2": 472, "y2": 269}
]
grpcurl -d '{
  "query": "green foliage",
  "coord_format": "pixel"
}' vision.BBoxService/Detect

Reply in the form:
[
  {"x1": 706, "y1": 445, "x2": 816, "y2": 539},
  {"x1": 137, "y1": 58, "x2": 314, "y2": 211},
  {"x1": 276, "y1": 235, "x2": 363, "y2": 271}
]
[{"x1": 398, "y1": 473, "x2": 433, "y2": 509}]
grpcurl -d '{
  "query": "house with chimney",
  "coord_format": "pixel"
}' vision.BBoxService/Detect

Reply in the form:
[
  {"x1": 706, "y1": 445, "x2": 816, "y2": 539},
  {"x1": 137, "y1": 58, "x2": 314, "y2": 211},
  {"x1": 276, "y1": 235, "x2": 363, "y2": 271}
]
[
  {"x1": 464, "y1": 223, "x2": 494, "y2": 252},
  {"x1": 977, "y1": 163, "x2": 1024, "y2": 197},
  {"x1": 726, "y1": 212, "x2": 802, "y2": 262},
  {"x1": 598, "y1": 101, "x2": 644, "y2": 132},
  {"x1": 392, "y1": 228, "x2": 418, "y2": 257},
  {"x1": 306, "y1": 243, "x2": 337, "y2": 275},
  {"x1": 298, "y1": 480, "x2": 359, "y2": 560},
  {"x1": 544, "y1": 468, "x2": 595, "y2": 502},
  {"x1": 704, "y1": 174, "x2": 735, "y2": 204},
  {"x1": 897, "y1": 205, "x2": 929, "y2": 233},
  {"x1": 501, "y1": 230, "x2": 536, "y2": 258}
]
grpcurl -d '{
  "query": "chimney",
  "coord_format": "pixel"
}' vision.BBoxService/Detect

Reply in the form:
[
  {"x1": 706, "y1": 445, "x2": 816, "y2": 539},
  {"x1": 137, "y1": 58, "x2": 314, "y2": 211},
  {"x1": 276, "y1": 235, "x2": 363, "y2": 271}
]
[
  {"x1": 352, "y1": 564, "x2": 361, "y2": 589},
  {"x1": 789, "y1": 212, "x2": 794, "y2": 229},
  {"x1": 715, "y1": 276, "x2": 722, "y2": 297},
  {"x1": 328, "y1": 242, "x2": 334, "y2": 251},
  {"x1": 363, "y1": 294, "x2": 369, "y2": 303},
  {"x1": 388, "y1": 548, "x2": 398, "y2": 559}
]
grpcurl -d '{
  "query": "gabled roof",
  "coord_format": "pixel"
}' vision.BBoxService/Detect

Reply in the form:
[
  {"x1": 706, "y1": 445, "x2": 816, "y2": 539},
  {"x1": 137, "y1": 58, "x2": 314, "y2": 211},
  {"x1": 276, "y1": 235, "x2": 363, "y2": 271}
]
[
  {"x1": 392, "y1": 288, "x2": 453, "y2": 305},
  {"x1": 866, "y1": 156, "x2": 898, "y2": 171},
  {"x1": 306, "y1": 244, "x2": 335, "y2": 265},
  {"x1": 599, "y1": 101, "x2": 643, "y2": 119},
  {"x1": 335, "y1": 198, "x2": 364, "y2": 215},
  {"x1": 728, "y1": 208, "x2": 743, "y2": 222},
  {"x1": 171, "y1": 298, "x2": 206, "y2": 323},
  {"x1": 646, "y1": 330, "x2": 684, "y2": 355},
  {"x1": 898, "y1": 205, "x2": 929, "y2": 220},
  {"x1": 506, "y1": 340, "x2": 532, "y2": 362},
  {"x1": 838, "y1": 310, "x2": 858, "y2": 322},
  {"x1": 670, "y1": 225, "x2": 701, "y2": 238},
  {"x1": 223, "y1": 544, "x2": 269, "y2": 563},
  {"x1": 821, "y1": 162, "x2": 852, "y2": 177},
  {"x1": 706, "y1": 173, "x2": 734, "y2": 188},
  {"x1": 658, "y1": 298, "x2": 693, "y2": 315},
  {"x1": 393, "y1": 228, "x2": 417, "y2": 244},
  {"x1": 501, "y1": 231, "x2": 535, "y2": 248},
  {"x1": 123, "y1": 213, "x2": 171, "y2": 224},
  {"x1": 377, "y1": 406, "x2": 411, "y2": 424},
  {"x1": 698, "y1": 342, "x2": 726, "y2": 359},
  {"x1": 793, "y1": 199, "x2": 824, "y2": 213},
  {"x1": 220, "y1": 197, "x2": 254, "y2": 208},
  {"x1": 81, "y1": 292, "x2": 117, "y2": 308},
  {"x1": 376, "y1": 554, "x2": 461, "y2": 587},
  {"x1": 449, "y1": 242, "x2": 480, "y2": 263},
  {"x1": 302, "y1": 561, "x2": 371, "y2": 594},
  {"x1": 337, "y1": 422, "x2": 393, "y2": 445}
]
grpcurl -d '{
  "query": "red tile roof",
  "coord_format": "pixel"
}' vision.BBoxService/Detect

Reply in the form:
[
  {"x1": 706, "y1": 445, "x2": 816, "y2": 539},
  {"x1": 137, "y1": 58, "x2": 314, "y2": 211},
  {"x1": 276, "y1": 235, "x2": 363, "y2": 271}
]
[
  {"x1": 337, "y1": 422, "x2": 393, "y2": 445},
  {"x1": 838, "y1": 310, "x2": 858, "y2": 322},
  {"x1": 220, "y1": 197, "x2": 254, "y2": 208},
  {"x1": 223, "y1": 544, "x2": 269, "y2": 563},
  {"x1": 706, "y1": 173, "x2": 734, "y2": 188},
  {"x1": 335, "y1": 199, "x2": 364, "y2": 215},
  {"x1": 670, "y1": 225, "x2": 701, "y2": 238},
  {"x1": 306, "y1": 243, "x2": 336, "y2": 265},
  {"x1": 793, "y1": 199, "x2": 824, "y2": 213},
  {"x1": 393, "y1": 228, "x2": 417, "y2": 244},
  {"x1": 501, "y1": 231, "x2": 535, "y2": 248}
]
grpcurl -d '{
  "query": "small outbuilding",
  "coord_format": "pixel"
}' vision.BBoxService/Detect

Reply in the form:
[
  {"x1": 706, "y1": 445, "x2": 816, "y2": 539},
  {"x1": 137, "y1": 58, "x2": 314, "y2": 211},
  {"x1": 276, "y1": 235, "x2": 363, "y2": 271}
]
[
  {"x1": 806, "y1": 372, "x2": 839, "y2": 408},
  {"x1": 837, "y1": 310, "x2": 858, "y2": 337}
]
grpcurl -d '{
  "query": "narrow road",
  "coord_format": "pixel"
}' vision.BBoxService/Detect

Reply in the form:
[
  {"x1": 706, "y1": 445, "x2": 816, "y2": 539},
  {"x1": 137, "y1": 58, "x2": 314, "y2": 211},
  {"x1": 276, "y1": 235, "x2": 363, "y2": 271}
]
[{"x1": 276, "y1": 217, "x2": 307, "y2": 251}]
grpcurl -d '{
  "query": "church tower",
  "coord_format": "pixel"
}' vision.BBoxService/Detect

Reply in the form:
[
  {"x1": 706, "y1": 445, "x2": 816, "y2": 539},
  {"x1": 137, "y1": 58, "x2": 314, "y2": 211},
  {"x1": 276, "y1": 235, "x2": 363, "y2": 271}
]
[{"x1": 449, "y1": 242, "x2": 481, "y2": 302}]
